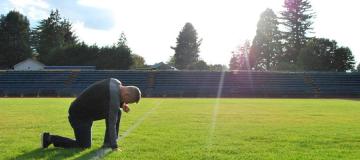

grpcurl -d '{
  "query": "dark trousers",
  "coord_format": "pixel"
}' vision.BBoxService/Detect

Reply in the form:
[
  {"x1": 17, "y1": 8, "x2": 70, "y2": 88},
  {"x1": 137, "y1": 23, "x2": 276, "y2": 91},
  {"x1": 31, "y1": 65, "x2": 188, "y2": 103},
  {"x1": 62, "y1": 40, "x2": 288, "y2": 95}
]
[{"x1": 51, "y1": 113, "x2": 121, "y2": 148}]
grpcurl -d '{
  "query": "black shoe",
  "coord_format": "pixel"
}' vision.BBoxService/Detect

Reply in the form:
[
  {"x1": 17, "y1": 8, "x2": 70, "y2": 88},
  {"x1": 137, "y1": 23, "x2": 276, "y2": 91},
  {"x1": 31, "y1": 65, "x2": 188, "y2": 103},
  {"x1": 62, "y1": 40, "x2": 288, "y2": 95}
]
[{"x1": 41, "y1": 132, "x2": 51, "y2": 148}]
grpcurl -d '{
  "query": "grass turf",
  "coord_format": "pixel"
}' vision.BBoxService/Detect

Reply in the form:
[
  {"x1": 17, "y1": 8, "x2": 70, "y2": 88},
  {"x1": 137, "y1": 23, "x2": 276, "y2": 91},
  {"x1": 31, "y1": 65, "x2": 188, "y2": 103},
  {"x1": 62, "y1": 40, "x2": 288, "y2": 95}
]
[{"x1": 0, "y1": 98, "x2": 360, "y2": 159}]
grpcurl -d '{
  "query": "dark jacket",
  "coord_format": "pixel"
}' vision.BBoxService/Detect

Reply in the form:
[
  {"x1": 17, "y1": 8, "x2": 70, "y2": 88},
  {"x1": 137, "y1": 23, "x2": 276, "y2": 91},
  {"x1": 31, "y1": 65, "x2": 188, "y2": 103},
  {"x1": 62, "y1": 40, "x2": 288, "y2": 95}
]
[{"x1": 69, "y1": 78, "x2": 122, "y2": 148}]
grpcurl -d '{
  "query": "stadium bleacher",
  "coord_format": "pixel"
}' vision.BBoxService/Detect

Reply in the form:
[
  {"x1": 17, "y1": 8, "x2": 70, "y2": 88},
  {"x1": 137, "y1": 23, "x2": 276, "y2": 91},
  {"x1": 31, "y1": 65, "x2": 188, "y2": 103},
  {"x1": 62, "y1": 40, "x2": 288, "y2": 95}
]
[
  {"x1": 0, "y1": 70, "x2": 359, "y2": 97},
  {"x1": 0, "y1": 70, "x2": 71, "y2": 97}
]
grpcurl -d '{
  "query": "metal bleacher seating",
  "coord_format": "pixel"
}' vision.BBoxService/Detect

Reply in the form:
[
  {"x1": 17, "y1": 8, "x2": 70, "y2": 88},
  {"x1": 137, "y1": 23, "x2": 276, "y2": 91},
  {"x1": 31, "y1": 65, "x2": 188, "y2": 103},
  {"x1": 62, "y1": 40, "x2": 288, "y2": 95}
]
[
  {"x1": 66, "y1": 70, "x2": 148, "y2": 96},
  {"x1": 306, "y1": 72, "x2": 360, "y2": 97},
  {"x1": 0, "y1": 70, "x2": 71, "y2": 96},
  {"x1": 151, "y1": 71, "x2": 314, "y2": 97},
  {"x1": 0, "y1": 70, "x2": 359, "y2": 97}
]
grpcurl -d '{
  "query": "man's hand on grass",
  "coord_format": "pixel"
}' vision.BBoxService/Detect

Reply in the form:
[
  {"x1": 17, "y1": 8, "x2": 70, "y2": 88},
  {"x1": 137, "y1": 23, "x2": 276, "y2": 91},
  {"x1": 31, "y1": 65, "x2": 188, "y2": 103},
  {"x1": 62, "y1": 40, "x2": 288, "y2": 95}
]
[{"x1": 122, "y1": 103, "x2": 130, "y2": 113}]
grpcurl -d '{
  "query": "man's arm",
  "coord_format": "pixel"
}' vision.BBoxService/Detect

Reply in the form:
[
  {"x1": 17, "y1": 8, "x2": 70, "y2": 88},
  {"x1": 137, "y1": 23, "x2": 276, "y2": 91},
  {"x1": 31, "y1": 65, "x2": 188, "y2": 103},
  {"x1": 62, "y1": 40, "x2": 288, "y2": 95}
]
[{"x1": 106, "y1": 80, "x2": 121, "y2": 149}]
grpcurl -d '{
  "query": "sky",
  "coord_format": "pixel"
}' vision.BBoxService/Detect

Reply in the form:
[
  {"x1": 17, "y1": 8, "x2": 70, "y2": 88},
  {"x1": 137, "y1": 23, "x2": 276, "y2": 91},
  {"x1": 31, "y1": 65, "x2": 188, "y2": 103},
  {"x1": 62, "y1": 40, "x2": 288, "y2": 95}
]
[{"x1": 1, "y1": 0, "x2": 359, "y2": 66}]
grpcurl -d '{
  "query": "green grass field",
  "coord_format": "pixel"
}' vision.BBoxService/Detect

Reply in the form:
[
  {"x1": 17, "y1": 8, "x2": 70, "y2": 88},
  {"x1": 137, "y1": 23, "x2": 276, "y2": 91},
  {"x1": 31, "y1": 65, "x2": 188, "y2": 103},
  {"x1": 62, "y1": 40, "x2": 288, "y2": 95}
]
[{"x1": 1, "y1": 98, "x2": 360, "y2": 160}]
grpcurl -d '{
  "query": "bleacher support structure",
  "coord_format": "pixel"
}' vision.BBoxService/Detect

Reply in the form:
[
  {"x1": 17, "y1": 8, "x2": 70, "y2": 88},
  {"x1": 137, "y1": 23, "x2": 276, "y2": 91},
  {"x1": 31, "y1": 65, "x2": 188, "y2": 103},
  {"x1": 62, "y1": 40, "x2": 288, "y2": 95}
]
[{"x1": 0, "y1": 70, "x2": 359, "y2": 98}]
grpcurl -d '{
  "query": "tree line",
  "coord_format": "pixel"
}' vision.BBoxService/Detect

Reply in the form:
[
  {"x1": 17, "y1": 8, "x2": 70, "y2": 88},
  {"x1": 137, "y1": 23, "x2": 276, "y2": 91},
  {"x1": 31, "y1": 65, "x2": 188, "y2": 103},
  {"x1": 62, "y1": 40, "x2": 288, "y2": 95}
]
[
  {"x1": 0, "y1": 9, "x2": 226, "y2": 71},
  {"x1": 0, "y1": 0, "x2": 359, "y2": 72},
  {"x1": 168, "y1": 0, "x2": 358, "y2": 72},
  {"x1": 0, "y1": 10, "x2": 135, "y2": 70},
  {"x1": 229, "y1": 0, "x2": 357, "y2": 72}
]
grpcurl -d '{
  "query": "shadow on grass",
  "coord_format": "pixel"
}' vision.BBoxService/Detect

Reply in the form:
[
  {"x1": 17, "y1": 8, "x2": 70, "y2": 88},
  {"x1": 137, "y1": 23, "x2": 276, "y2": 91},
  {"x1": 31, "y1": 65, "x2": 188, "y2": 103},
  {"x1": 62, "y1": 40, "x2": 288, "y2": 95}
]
[
  {"x1": 73, "y1": 147, "x2": 113, "y2": 160},
  {"x1": 14, "y1": 148, "x2": 83, "y2": 160}
]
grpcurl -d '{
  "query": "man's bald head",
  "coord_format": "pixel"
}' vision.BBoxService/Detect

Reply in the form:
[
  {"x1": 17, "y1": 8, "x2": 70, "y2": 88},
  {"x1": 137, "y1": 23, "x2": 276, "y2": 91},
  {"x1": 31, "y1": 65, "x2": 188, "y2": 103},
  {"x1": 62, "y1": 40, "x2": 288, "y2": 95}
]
[{"x1": 120, "y1": 85, "x2": 141, "y2": 104}]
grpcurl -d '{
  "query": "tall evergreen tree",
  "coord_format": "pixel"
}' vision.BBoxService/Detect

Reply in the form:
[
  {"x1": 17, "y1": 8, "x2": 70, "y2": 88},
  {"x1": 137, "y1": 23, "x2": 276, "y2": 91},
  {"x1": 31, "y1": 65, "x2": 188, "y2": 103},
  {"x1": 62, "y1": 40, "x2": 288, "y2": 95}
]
[
  {"x1": 0, "y1": 11, "x2": 31, "y2": 69},
  {"x1": 356, "y1": 63, "x2": 360, "y2": 72},
  {"x1": 332, "y1": 47, "x2": 355, "y2": 72},
  {"x1": 117, "y1": 32, "x2": 128, "y2": 48},
  {"x1": 280, "y1": 0, "x2": 315, "y2": 65},
  {"x1": 61, "y1": 19, "x2": 77, "y2": 45},
  {"x1": 32, "y1": 10, "x2": 77, "y2": 64},
  {"x1": 250, "y1": 8, "x2": 282, "y2": 71},
  {"x1": 171, "y1": 22, "x2": 202, "y2": 70},
  {"x1": 229, "y1": 41, "x2": 252, "y2": 70}
]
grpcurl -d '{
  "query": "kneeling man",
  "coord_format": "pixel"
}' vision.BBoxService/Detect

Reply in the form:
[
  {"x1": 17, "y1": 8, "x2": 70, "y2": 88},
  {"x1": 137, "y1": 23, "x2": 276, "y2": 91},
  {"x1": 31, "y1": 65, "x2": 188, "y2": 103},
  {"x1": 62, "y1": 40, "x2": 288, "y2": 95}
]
[{"x1": 41, "y1": 78, "x2": 141, "y2": 151}]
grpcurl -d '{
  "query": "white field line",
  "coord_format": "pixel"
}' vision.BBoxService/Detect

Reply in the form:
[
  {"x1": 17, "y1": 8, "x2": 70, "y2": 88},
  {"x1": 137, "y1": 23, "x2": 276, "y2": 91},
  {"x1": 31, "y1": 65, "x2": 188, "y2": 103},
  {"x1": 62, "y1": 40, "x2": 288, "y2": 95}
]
[
  {"x1": 119, "y1": 101, "x2": 162, "y2": 141},
  {"x1": 88, "y1": 148, "x2": 112, "y2": 160},
  {"x1": 88, "y1": 100, "x2": 163, "y2": 160}
]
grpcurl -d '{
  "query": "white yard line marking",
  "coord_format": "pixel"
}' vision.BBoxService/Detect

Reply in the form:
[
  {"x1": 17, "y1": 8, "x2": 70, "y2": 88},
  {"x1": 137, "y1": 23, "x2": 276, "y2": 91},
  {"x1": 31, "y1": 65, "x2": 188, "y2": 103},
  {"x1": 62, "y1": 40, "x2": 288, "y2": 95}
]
[
  {"x1": 119, "y1": 101, "x2": 162, "y2": 141},
  {"x1": 88, "y1": 100, "x2": 163, "y2": 160},
  {"x1": 88, "y1": 148, "x2": 112, "y2": 160}
]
